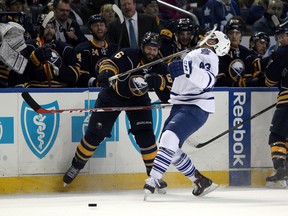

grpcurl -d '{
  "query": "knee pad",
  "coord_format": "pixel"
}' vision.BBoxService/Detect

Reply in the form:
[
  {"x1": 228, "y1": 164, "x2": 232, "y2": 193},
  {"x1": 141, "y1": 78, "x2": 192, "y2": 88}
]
[
  {"x1": 159, "y1": 130, "x2": 180, "y2": 153},
  {"x1": 84, "y1": 129, "x2": 105, "y2": 147},
  {"x1": 134, "y1": 129, "x2": 155, "y2": 149}
]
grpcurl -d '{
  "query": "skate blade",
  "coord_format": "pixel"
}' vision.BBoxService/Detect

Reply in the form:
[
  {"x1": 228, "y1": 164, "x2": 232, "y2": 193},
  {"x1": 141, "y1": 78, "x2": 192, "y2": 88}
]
[
  {"x1": 266, "y1": 180, "x2": 287, "y2": 189},
  {"x1": 198, "y1": 183, "x2": 219, "y2": 197},
  {"x1": 144, "y1": 189, "x2": 153, "y2": 201},
  {"x1": 156, "y1": 187, "x2": 167, "y2": 194}
]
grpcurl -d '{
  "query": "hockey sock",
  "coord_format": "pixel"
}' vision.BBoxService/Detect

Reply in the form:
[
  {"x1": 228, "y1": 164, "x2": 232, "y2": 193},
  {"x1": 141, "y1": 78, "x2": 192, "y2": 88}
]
[
  {"x1": 172, "y1": 149, "x2": 197, "y2": 182},
  {"x1": 150, "y1": 146, "x2": 175, "y2": 179},
  {"x1": 140, "y1": 143, "x2": 158, "y2": 175},
  {"x1": 150, "y1": 130, "x2": 179, "y2": 179}
]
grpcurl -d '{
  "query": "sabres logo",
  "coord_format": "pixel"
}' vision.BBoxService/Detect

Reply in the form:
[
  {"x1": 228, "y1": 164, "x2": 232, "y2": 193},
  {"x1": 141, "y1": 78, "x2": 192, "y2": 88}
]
[
  {"x1": 129, "y1": 75, "x2": 149, "y2": 96},
  {"x1": 21, "y1": 100, "x2": 60, "y2": 159},
  {"x1": 229, "y1": 59, "x2": 245, "y2": 81}
]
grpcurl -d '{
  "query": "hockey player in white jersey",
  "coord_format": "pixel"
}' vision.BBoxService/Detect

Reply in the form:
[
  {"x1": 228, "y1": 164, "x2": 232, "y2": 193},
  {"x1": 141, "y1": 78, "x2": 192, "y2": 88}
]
[{"x1": 143, "y1": 30, "x2": 230, "y2": 199}]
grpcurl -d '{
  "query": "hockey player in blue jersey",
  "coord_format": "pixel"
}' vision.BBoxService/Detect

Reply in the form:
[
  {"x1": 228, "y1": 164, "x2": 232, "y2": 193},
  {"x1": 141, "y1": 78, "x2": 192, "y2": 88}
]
[
  {"x1": 143, "y1": 30, "x2": 231, "y2": 199},
  {"x1": 264, "y1": 21, "x2": 288, "y2": 188},
  {"x1": 63, "y1": 32, "x2": 173, "y2": 191},
  {"x1": 75, "y1": 14, "x2": 118, "y2": 87}
]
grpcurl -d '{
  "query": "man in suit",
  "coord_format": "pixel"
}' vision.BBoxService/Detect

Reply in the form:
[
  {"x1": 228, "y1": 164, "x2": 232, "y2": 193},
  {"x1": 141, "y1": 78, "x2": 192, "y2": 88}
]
[{"x1": 108, "y1": 0, "x2": 159, "y2": 50}]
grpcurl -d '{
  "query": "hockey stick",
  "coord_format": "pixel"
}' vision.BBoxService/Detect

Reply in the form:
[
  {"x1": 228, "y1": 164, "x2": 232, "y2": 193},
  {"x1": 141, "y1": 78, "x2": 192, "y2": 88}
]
[
  {"x1": 157, "y1": 0, "x2": 199, "y2": 25},
  {"x1": 43, "y1": 61, "x2": 52, "y2": 88},
  {"x1": 108, "y1": 49, "x2": 189, "y2": 82},
  {"x1": 112, "y1": 4, "x2": 124, "y2": 51},
  {"x1": 21, "y1": 91, "x2": 172, "y2": 114},
  {"x1": 108, "y1": 25, "x2": 217, "y2": 83},
  {"x1": 188, "y1": 102, "x2": 277, "y2": 148}
]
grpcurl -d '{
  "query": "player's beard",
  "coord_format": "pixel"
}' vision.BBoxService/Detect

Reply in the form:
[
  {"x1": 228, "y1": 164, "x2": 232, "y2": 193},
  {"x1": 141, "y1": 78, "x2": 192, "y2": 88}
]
[{"x1": 143, "y1": 52, "x2": 158, "y2": 63}]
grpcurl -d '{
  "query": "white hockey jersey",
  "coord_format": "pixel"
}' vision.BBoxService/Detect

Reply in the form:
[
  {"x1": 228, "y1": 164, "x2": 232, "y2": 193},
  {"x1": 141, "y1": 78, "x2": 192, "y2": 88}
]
[{"x1": 169, "y1": 47, "x2": 219, "y2": 113}]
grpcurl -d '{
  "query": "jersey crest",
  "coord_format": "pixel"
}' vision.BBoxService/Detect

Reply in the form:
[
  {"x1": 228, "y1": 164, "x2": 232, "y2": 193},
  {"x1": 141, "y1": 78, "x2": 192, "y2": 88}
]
[{"x1": 128, "y1": 75, "x2": 149, "y2": 96}]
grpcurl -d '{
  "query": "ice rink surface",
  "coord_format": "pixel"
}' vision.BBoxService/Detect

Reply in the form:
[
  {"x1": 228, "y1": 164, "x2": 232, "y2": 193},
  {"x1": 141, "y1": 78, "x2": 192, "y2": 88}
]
[{"x1": 1, "y1": 187, "x2": 288, "y2": 216}]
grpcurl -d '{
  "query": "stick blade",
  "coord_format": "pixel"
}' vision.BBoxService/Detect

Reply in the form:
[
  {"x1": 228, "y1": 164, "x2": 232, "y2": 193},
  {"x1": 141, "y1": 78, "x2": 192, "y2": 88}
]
[
  {"x1": 112, "y1": 4, "x2": 124, "y2": 24},
  {"x1": 21, "y1": 92, "x2": 49, "y2": 114}
]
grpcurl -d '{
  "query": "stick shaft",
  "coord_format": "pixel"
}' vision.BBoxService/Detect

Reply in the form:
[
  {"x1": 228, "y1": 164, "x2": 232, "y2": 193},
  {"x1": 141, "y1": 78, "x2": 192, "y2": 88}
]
[
  {"x1": 21, "y1": 92, "x2": 172, "y2": 114},
  {"x1": 195, "y1": 103, "x2": 277, "y2": 148},
  {"x1": 108, "y1": 49, "x2": 189, "y2": 82}
]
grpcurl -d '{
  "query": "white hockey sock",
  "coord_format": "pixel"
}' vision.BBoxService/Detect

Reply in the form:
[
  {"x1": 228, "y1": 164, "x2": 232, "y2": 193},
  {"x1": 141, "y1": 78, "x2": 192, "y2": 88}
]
[{"x1": 172, "y1": 149, "x2": 197, "y2": 182}]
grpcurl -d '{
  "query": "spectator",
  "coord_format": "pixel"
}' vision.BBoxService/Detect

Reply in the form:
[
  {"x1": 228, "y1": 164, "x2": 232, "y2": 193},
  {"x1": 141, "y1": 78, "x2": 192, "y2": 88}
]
[
  {"x1": 141, "y1": 0, "x2": 166, "y2": 30},
  {"x1": 246, "y1": 0, "x2": 269, "y2": 25},
  {"x1": 4, "y1": 0, "x2": 37, "y2": 39},
  {"x1": 20, "y1": 13, "x2": 80, "y2": 87},
  {"x1": 53, "y1": 0, "x2": 87, "y2": 47},
  {"x1": 252, "y1": 0, "x2": 284, "y2": 36},
  {"x1": 201, "y1": 0, "x2": 241, "y2": 32},
  {"x1": 108, "y1": 0, "x2": 159, "y2": 50},
  {"x1": 99, "y1": 3, "x2": 116, "y2": 27}
]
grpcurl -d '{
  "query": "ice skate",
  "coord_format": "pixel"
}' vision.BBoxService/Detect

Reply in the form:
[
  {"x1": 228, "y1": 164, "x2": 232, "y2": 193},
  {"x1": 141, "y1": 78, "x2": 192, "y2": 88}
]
[
  {"x1": 63, "y1": 165, "x2": 80, "y2": 187},
  {"x1": 266, "y1": 167, "x2": 287, "y2": 189},
  {"x1": 143, "y1": 177, "x2": 167, "y2": 201},
  {"x1": 192, "y1": 169, "x2": 218, "y2": 197}
]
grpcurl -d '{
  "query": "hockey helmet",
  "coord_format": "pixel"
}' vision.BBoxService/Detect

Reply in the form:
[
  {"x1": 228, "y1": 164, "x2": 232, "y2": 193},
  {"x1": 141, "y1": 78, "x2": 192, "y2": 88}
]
[
  {"x1": 249, "y1": 32, "x2": 270, "y2": 50},
  {"x1": 225, "y1": 18, "x2": 244, "y2": 33},
  {"x1": 206, "y1": 30, "x2": 231, "y2": 56},
  {"x1": 176, "y1": 18, "x2": 194, "y2": 32},
  {"x1": 141, "y1": 31, "x2": 161, "y2": 48},
  {"x1": 87, "y1": 14, "x2": 106, "y2": 27},
  {"x1": 36, "y1": 12, "x2": 55, "y2": 36},
  {"x1": 275, "y1": 20, "x2": 288, "y2": 35}
]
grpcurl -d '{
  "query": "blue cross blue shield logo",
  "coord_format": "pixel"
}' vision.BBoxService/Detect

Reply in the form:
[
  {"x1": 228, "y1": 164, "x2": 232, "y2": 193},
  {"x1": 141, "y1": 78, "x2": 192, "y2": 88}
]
[{"x1": 21, "y1": 101, "x2": 60, "y2": 159}]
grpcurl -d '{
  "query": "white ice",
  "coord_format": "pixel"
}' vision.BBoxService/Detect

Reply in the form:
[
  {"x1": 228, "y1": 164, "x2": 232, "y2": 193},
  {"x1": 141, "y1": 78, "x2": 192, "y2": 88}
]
[{"x1": 1, "y1": 187, "x2": 288, "y2": 216}]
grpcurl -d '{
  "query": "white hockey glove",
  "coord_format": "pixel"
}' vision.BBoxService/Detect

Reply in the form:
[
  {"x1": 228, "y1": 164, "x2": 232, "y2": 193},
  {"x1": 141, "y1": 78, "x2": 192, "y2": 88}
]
[{"x1": 0, "y1": 22, "x2": 27, "y2": 74}]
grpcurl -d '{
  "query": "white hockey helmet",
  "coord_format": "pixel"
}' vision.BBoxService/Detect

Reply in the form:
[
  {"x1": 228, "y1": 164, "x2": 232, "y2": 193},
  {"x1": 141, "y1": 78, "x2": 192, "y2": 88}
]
[{"x1": 206, "y1": 30, "x2": 231, "y2": 56}]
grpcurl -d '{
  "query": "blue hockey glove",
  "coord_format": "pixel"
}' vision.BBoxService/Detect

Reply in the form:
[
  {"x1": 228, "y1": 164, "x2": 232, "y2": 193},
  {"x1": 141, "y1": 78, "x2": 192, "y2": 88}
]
[
  {"x1": 97, "y1": 70, "x2": 114, "y2": 88},
  {"x1": 145, "y1": 73, "x2": 166, "y2": 91},
  {"x1": 168, "y1": 59, "x2": 184, "y2": 78}
]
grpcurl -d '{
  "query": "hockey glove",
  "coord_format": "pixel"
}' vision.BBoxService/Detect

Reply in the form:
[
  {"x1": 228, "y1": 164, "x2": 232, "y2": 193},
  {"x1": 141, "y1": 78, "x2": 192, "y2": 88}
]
[
  {"x1": 98, "y1": 70, "x2": 114, "y2": 88},
  {"x1": 145, "y1": 73, "x2": 166, "y2": 91},
  {"x1": 168, "y1": 59, "x2": 184, "y2": 78},
  {"x1": 30, "y1": 46, "x2": 52, "y2": 67}
]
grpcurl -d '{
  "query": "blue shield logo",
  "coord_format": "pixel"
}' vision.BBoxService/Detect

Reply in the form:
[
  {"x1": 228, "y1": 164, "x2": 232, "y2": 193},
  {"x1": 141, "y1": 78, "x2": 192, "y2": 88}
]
[{"x1": 21, "y1": 101, "x2": 60, "y2": 159}]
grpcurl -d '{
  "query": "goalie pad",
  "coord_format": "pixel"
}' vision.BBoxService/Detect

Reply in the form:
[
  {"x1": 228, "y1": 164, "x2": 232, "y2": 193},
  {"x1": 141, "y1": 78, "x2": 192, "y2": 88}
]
[{"x1": 0, "y1": 22, "x2": 27, "y2": 74}]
